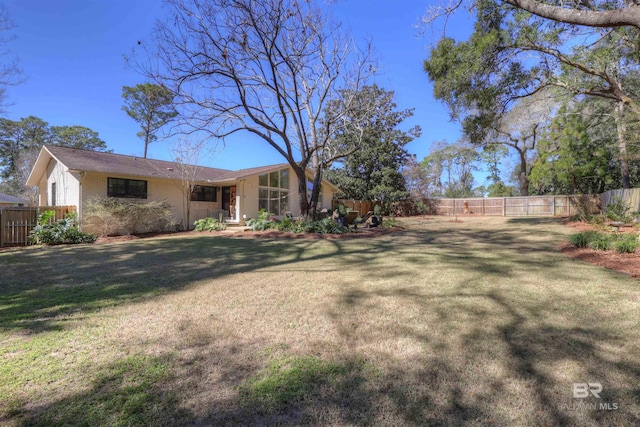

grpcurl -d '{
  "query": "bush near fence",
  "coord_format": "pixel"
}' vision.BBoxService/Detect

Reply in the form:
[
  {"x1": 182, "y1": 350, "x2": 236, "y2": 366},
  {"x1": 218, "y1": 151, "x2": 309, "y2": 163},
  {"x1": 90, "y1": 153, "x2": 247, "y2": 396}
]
[
  {"x1": 0, "y1": 206, "x2": 76, "y2": 247},
  {"x1": 601, "y1": 188, "x2": 640, "y2": 213}
]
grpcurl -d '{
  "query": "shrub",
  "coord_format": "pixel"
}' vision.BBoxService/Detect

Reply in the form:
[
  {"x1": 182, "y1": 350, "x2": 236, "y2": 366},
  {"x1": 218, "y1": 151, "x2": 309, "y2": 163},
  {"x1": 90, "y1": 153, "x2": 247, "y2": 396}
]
[
  {"x1": 305, "y1": 217, "x2": 348, "y2": 234},
  {"x1": 613, "y1": 234, "x2": 639, "y2": 253},
  {"x1": 382, "y1": 215, "x2": 400, "y2": 228},
  {"x1": 193, "y1": 217, "x2": 226, "y2": 232},
  {"x1": 604, "y1": 196, "x2": 633, "y2": 223},
  {"x1": 389, "y1": 198, "x2": 439, "y2": 216},
  {"x1": 246, "y1": 209, "x2": 276, "y2": 231},
  {"x1": 30, "y1": 211, "x2": 96, "y2": 245},
  {"x1": 84, "y1": 197, "x2": 176, "y2": 235},
  {"x1": 568, "y1": 231, "x2": 601, "y2": 248},
  {"x1": 587, "y1": 233, "x2": 613, "y2": 251},
  {"x1": 569, "y1": 195, "x2": 598, "y2": 222}
]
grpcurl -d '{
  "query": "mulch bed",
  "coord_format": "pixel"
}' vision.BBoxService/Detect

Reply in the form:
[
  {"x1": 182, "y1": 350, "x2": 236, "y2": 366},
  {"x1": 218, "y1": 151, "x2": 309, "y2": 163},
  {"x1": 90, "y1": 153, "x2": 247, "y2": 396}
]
[{"x1": 560, "y1": 220, "x2": 640, "y2": 279}]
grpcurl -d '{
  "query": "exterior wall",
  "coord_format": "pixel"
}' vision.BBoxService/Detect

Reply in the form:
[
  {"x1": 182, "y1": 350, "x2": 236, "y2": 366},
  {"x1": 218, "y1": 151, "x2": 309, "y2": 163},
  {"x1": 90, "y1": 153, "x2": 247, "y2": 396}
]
[
  {"x1": 240, "y1": 176, "x2": 260, "y2": 221},
  {"x1": 46, "y1": 159, "x2": 80, "y2": 207},
  {"x1": 80, "y1": 172, "x2": 223, "y2": 232}
]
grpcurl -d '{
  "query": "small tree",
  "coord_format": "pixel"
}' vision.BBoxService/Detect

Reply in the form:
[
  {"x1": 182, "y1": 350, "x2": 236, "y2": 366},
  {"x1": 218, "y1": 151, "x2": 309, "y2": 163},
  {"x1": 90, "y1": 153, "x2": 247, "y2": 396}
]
[
  {"x1": 169, "y1": 137, "x2": 217, "y2": 229},
  {"x1": 122, "y1": 83, "x2": 178, "y2": 158}
]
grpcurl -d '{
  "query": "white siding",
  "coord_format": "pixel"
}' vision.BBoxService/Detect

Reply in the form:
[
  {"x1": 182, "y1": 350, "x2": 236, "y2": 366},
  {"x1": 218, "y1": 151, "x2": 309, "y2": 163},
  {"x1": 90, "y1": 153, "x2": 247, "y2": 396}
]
[{"x1": 46, "y1": 159, "x2": 80, "y2": 207}]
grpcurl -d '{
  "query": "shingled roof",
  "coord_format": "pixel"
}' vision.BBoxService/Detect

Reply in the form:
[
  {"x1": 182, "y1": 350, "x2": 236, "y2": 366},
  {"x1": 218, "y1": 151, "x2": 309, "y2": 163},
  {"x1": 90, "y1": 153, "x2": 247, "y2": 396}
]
[
  {"x1": 27, "y1": 145, "x2": 290, "y2": 185},
  {"x1": 42, "y1": 145, "x2": 232, "y2": 182},
  {"x1": 0, "y1": 193, "x2": 30, "y2": 204}
]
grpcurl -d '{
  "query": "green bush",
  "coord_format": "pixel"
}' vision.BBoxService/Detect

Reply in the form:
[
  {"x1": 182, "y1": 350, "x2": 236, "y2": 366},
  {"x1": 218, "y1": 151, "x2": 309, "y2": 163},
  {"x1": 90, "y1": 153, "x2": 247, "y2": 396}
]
[
  {"x1": 30, "y1": 211, "x2": 96, "y2": 245},
  {"x1": 605, "y1": 196, "x2": 633, "y2": 223},
  {"x1": 193, "y1": 217, "x2": 226, "y2": 232},
  {"x1": 246, "y1": 209, "x2": 277, "y2": 231},
  {"x1": 246, "y1": 210, "x2": 349, "y2": 234},
  {"x1": 568, "y1": 231, "x2": 601, "y2": 248},
  {"x1": 305, "y1": 217, "x2": 348, "y2": 234},
  {"x1": 587, "y1": 234, "x2": 613, "y2": 251},
  {"x1": 613, "y1": 234, "x2": 639, "y2": 253},
  {"x1": 570, "y1": 230, "x2": 639, "y2": 253}
]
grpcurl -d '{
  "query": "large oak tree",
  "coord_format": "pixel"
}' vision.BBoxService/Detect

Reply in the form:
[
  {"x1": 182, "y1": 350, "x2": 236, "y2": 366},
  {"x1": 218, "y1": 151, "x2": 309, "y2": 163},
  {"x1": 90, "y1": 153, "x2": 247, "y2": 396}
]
[{"x1": 136, "y1": 0, "x2": 375, "y2": 219}]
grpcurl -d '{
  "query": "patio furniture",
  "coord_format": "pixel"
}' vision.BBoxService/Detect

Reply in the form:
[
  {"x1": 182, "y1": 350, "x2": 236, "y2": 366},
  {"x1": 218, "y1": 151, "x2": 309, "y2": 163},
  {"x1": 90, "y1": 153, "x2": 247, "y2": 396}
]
[{"x1": 352, "y1": 211, "x2": 374, "y2": 230}]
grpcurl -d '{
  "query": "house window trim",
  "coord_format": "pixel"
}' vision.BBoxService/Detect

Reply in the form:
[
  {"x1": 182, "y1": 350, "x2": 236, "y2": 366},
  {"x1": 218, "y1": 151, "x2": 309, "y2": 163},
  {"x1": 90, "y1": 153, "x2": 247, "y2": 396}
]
[{"x1": 107, "y1": 177, "x2": 148, "y2": 199}]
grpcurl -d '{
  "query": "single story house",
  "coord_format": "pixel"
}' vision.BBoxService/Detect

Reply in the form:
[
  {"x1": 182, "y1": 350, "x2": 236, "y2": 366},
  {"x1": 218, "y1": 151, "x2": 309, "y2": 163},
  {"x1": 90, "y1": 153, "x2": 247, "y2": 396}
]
[
  {"x1": 26, "y1": 145, "x2": 340, "y2": 231},
  {"x1": 0, "y1": 193, "x2": 30, "y2": 208}
]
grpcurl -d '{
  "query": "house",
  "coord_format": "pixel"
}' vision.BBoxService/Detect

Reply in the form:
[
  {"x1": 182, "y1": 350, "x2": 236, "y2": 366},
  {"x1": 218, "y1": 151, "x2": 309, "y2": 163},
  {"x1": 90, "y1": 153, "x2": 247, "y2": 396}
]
[
  {"x1": 26, "y1": 145, "x2": 340, "y2": 231},
  {"x1": 0, "y1": 193, "x2": 30, "y2": 208}
]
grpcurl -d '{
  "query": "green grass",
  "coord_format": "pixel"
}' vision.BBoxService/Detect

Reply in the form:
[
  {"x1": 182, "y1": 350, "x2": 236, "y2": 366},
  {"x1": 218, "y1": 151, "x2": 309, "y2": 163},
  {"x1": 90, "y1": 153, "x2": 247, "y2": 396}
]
[{"x1": 1, "y1": 216, "x2": 639, "y2": 426}]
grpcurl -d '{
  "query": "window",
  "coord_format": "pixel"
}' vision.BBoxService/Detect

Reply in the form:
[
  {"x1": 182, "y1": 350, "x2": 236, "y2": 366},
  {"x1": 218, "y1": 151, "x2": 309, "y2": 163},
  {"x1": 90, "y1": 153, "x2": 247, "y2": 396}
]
[
  {"x1": 258, "y1": 168, "x2": 289, "y2": 215},
  {"x1": 51, "y1": 182, "x2": 56, "y2": 206},
  {"x1": 108, "y1": 177, "x2": 147, "y2": 199},
  {"x1": 191, "y1": 185, "x2": 217, "y2": 202}
]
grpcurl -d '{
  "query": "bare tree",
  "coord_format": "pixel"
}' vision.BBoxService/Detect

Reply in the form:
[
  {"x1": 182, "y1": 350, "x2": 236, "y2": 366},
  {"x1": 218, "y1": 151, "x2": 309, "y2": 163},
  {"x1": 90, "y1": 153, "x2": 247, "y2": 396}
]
[
  {"x1": 484, "y1": 91, "x2": 558, "y2": 195},
  {"x1": 0, "y1": 5, "x2": 22, "y2": 112},
  {"x1": 135, "y1": 0, "x2": 375, "y2": 218},
  {"x1": 169, "y1": 137, "x2": 217, "y2": 230}
]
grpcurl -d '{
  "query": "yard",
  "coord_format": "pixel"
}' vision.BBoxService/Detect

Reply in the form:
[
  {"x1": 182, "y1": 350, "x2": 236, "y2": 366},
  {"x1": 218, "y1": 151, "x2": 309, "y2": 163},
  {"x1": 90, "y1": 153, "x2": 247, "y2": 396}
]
[{"x1": 0, "y1": 216, "x2": 638, "y2": 426}]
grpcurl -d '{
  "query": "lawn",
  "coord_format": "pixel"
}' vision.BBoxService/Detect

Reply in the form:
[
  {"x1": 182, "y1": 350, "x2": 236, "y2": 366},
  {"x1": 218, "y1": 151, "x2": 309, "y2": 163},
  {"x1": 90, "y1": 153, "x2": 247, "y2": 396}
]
[{"x1": 0, "y1": 216, "x2": 638, "y2": 426}]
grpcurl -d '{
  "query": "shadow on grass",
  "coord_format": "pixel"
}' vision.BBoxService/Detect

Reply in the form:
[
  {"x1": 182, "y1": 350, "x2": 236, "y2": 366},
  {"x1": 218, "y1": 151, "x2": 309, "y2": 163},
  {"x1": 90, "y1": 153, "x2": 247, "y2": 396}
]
[
  {"x1": 318, "y1": 285, "x2": 640, "y2": 426},
  {"x1": 4, "y1": 219, "x2": 640, "y2": 425},
  {"x1": 0, "y1": 220, "x2": 570, "y2": 334},
  {"x1": 0, "y1": 236, "x2": 338, "y2": 332}
]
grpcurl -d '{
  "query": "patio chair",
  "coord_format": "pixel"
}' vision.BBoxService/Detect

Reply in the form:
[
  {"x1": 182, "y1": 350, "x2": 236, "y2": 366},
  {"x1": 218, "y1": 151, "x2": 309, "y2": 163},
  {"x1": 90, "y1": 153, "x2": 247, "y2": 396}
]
[{"x1": 352, "y1": 211, "x2": 374, "y2": 230}]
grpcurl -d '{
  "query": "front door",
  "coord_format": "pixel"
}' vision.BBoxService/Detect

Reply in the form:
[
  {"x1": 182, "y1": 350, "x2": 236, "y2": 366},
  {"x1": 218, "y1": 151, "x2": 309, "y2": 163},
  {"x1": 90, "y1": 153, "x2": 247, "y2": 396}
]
[{"x1": 222, "y1": 186, "x2": 237, "y2": 220}]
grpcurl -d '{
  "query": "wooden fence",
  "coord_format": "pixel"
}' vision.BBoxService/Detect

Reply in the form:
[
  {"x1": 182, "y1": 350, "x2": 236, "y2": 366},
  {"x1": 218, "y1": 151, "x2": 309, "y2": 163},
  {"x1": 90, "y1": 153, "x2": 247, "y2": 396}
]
[
  {"x1": 601, "y1": 188, "x2": 640, "y2": 212},
  {"x1": 430, "y1": 196, "x2": 590, "y2": 217},
  {"x1": 0, "y1": 206, "x2": 76, "y2": 247},
  {"x1": 332, "y1": 199, "x2": 378, "y2": 217}
]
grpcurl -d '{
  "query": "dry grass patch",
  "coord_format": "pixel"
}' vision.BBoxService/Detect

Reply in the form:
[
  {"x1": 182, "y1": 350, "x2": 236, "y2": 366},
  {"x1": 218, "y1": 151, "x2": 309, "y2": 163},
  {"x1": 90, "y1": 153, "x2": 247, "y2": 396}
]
[{"x1": 1, "y1": 216, "x2": 639, "y2": 426}]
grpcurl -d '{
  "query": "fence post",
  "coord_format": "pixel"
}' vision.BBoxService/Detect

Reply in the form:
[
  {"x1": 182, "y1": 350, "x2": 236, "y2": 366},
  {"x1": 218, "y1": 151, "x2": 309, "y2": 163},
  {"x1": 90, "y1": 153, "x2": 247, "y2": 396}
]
[
  {"x1": 0, "y1": 209, "x2": 3, "y2": 247},
  {"x1": 503, "y1": 198, "x2": 506, "y2": 217},
  {"x1": 526, "y1": 197, "x2": 529, "y2": 216}
]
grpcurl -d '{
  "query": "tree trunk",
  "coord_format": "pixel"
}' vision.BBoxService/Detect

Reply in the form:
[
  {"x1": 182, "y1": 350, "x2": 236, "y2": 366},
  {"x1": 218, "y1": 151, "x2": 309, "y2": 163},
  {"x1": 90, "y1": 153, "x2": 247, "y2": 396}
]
[
  {"x1": 615, "y1": 101, "x2": 631, "y2": 189},
  {"x1": 294, "y1": 166, "x2": 310, "y2": 219},
  {"x1": 308, "y1": 167, "x2": 323, "y2": 219},
  {"x1": 518, "y1": 151, "x2": 529, "y2": 196}
]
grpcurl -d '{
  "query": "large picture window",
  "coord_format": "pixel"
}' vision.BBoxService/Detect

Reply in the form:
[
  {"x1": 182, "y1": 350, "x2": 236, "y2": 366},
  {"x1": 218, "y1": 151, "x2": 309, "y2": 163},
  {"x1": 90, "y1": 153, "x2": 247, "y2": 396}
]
[
  {"x1": 191, "y1": 185, "x2": 217, "y2": 202},
  {"x1": 107, "y1": 177, "x2": 147, "y2": 199},
  {"x1": 258, "y1": 169, "x2": 289, "y2": 215}
]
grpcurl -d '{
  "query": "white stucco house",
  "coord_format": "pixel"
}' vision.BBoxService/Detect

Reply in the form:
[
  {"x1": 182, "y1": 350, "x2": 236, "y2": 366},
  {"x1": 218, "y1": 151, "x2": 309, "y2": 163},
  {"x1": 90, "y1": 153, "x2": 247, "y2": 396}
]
[{"x1": 26, "y1": 145, "x2": 340, "y2": 231}]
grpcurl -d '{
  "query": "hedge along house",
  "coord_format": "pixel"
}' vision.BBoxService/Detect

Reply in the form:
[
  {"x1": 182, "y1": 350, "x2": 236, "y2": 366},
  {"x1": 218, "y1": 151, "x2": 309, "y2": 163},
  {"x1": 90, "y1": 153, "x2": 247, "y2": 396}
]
[{"x1": 26, "y1": 145, "x2": 340, "y2": 231}]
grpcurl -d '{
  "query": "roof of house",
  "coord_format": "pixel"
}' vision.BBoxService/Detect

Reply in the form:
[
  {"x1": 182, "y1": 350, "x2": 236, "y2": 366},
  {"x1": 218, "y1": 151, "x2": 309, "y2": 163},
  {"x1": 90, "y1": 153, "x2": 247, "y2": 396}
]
[
  {"x1": 28, "y1": 145, "x2": 233, "y2": 183},
  {"x1": 0, "y1": 193, "x2": 30, "y2": 204},
  {"x1": 26, "y1": 145, "x2": 340, "y2": 191}
]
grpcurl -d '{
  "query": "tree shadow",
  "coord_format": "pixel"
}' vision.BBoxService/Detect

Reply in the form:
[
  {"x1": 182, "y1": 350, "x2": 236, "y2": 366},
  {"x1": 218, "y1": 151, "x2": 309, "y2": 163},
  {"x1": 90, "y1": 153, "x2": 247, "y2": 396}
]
[{"x1": 4, "y1": 219, "x2": 639, "y2": 425}]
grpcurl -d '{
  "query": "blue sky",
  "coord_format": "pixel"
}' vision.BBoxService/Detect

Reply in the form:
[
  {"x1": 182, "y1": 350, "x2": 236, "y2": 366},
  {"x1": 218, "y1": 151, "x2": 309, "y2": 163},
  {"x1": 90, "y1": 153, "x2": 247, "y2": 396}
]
[{"x1": 4, "y1": 0, "x2": 475, "y2": 172}]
